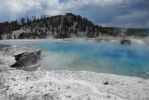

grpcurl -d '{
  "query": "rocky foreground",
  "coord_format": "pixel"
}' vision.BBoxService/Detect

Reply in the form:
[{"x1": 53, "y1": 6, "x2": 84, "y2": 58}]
[{"x1": 0, "y1": 45, "x2": 149, "y2": 100}]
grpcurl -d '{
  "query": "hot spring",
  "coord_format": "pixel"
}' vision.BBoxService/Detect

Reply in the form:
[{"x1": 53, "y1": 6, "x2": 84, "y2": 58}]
[{"x1": 1, "y1": 39, "x2": 149, "y2": 78}]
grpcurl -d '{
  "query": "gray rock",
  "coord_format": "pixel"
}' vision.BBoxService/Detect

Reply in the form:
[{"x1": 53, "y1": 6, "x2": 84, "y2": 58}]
[
  {"x1": 0, "y1": 45, "x2": 41, "y2": 71},
  {"x1": 11, "y1": 50, "x2": 41, "y2": 69}
]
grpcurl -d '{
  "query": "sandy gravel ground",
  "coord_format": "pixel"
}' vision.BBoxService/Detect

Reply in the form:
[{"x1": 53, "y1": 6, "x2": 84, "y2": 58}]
[{"x1": 0, "y1": 69, "x2": 149, "y2": 100}]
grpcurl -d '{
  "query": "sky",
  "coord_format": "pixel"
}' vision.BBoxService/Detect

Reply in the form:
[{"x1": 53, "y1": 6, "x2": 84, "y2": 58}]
[{"x1": 0, "y1": 0, "x2": 149, "y2": 28}]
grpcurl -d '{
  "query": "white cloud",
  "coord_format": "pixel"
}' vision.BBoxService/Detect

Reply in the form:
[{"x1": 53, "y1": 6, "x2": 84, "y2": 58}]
[
  {"x1": 0, "y1": 0, "x2": 42, "y2": 19},
  {"x1": 0, "y1": 0, "x2": 61, "y2": 20},
  {"x1": 60, "y1": 0, "x2": 128, "y2": 10},
  {"x1": 0, "y1": 0, "x2": 129, "y2": 21},
  {"x1": 0, "y1": 0, "x2": 148, "y2": 28}
]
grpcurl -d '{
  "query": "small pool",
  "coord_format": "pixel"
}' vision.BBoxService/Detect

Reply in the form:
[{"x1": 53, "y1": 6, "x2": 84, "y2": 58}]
[{"x1": 1, "y1": 39, "x2": 149, "y2": 78}]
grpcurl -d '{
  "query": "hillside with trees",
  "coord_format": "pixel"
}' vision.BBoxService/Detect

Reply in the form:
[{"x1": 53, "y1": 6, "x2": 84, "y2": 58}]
[{"x1": 0, "y1": 13, "x2": 148, "y2": 39}]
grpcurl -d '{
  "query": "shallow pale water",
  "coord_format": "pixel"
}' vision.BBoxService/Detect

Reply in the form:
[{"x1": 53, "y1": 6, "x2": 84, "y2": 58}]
[{"x1": 0, "y1": 39, "x2": 149, "y2": 78}]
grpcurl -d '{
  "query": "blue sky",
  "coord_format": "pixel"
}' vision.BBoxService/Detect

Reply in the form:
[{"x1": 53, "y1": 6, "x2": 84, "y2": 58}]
[{"x1": 0, "y1": 0, "x2": 148, "y2": 28}]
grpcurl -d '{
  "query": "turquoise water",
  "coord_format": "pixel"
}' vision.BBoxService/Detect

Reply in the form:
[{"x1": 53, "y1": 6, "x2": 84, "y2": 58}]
[{"x1": 0, "y1": 39, "x2": 149, "y2": 78}]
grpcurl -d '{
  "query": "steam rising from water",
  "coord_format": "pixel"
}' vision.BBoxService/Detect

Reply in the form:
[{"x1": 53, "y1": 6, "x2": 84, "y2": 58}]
[
  {"x1": 40, "y1": 51, "x2": 79, "y2": 70},
  {"x1": 0, "y1": 39, "x2": 149, "y2": 78}
]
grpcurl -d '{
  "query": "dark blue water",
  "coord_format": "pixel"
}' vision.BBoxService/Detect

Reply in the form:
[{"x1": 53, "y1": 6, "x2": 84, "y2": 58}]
[{"x1": 1, "y1": 39, "x2": 149, "y2": 78}]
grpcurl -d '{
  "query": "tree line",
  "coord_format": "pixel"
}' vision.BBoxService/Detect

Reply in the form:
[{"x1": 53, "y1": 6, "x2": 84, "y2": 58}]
[{"x1": 0, "y1": 13, "x2": 148, "y2": 39}]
